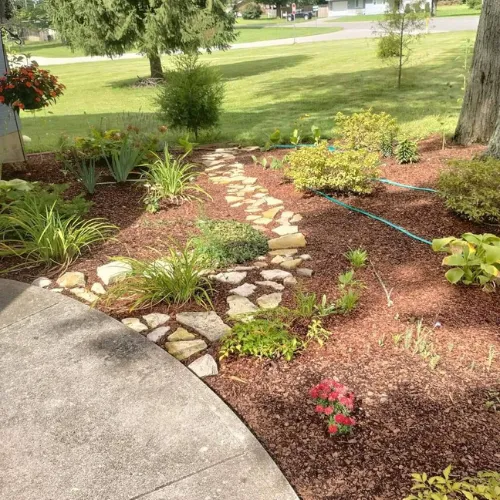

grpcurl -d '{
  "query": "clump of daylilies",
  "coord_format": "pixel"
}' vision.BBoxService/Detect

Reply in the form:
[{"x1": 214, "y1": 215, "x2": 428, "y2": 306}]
[{"x1": 310, "y1": 379, "x2": 356, "y2": 435}]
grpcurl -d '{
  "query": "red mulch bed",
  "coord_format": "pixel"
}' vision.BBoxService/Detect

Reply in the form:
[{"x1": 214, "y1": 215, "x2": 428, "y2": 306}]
[{"x1": 3, "y1": 138, "x2": 500, "y2": 499}]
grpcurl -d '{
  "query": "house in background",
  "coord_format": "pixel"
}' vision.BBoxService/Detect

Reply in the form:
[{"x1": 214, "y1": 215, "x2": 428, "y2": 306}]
[{"x1": 328, "y1": 0, "x2": 430, "y2": 16}]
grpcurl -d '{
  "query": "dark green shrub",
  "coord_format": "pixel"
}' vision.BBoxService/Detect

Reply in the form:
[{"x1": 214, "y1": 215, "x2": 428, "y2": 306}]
[
  {"x1": 285, "y1": 142, "x2": 380, "y2": 193},
  {"x1": 241, "y1": 2, "x2": 262, "y2": 19},
  {"x1": 156, "y1": 54, "x2": 224, "y2": 139},
  {"x1": 438, "y1": 158, "x2": 500, "y2": 223},
  {"x1": 195, "y1": 219, "x2": 268, "y2": 267},
  {"x1": 396, "y1": 139, "x2": 419, "y2": 164},
  {"x1": 466, "y1": 0, "x2": 481, "y2": 9}
]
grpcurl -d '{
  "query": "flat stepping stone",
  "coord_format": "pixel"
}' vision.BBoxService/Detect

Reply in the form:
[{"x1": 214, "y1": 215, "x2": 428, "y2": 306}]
[
  {"x1": 284, "y1": 276, "x2": 298, "y2": 286},
  {"x1": 252, "y1": 193, "x2": 267, "y2": 199},
  {"x1": 122, "y1": 317, "x2": 148, "y2": 333},
  {"x1": 142, "y1": 313, "x2": 170, "y2": 329},
  {"x1": 300, "y1": 254, "x2": 312, "y2": 261},
  {"x1": 241, "y1": 177, "x2": 257, "y2": 185},
  {"x1": 255, "y1": 280, "x2": 285, "y2": 291},
  {"x1": 262, "y1": 206, "x2": 283, "y2": 219},
  {"x1": 167, "y1": 327, "x2": 196, "y2": 341},
  {"x1": 229, "y1": 283, "x2": 257, "y2": 297},
  {"x1": 213, "y1": 272, "x2": 247, "y2": 285},
  {"x1": 260, "y1": 269, "x2": 292, "y2": 282},
  {"x1": 297, "y1": 268, "x2": 314, "y2": 277},
  {"x1": 290, "y1": 214, "x2": 303, "y2": 223},
  {"x1": 245, "y1": 207, "x2": 263, "y2": 213},
  {"x1": 56, "y1": 271, "x2": 85, "y2": 289},
  {"x1": 97, "y1": 261, "x2": 131, "y2": 285},
  {"x1": 147, "y1": 326, "x2": 170, "y2": 344},
  {"x1": 272, "y1": 225, "x2": 299, "y2": 236},
  {"x1": 176, "y1": 311, "x2": 231, "y2": 342},
  {"x1": 225, "y1": 196, "x2": 245, "y2": 203},
  {"x1": 188, "y1": 354, "x2": 219, "y2": 378},
  {"x1": 32, "y1": 277, "x2": 52, "y2": 288},
  {"x1": 70, "y1": 288, "x2": 99, "y2": 304},
  {"x1": 271, "y1": 255, "x2": 286, "y2": 264},
  {"x1": 91, "y1": 282, "x2": 106, "y2": 295},
  {"x1": 268, "y1": 233, "x2": 306, "y2": 250},
  {"x1": 252, "y1": 217, "x2": 273, "y2": 226},
  {"x1": 227, "y1": 266, "x2": 257, "y2": 272},
  {"x1": 166, "y1": 340, "x2": 208, "y2": 361},
  {"x1": 268, "y1": 248, "x2": 298, "y2": 257},
  {"x1": 227, "y1": 295, "x2": 258, "y2": 317},
  {"x1": 281, "y1": 211, "x2": 294, "y2": 219},
  {"x1": 264, "y1": 197, "x2": 283, "y2": 206},
  {"x1": 230, "y1": 203, "x2": 244, "y2": 208},
  {"x1": 246, "y1": 215, "x2": 260, "y2": 221},
  {"x1": 280, "y1": 258, "x2": 303, "y2": 270},
  {"x1": 253, "y1": 261, "x2": 269, "y2": 268},
  {"x1": 256, "y1": 293, "x2": 282, "y2": 309}
]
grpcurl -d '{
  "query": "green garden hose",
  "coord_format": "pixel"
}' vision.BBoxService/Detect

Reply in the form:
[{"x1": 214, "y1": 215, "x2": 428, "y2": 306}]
[{"x1": 376, "y1": 178, "x2": 437, "y2": 193}]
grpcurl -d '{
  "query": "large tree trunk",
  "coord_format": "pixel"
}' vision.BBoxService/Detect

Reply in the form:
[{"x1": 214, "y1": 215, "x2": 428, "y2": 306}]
[
  {"x1": 485, "y1": 109, "x2": 500, "y2": 158},
  {"x1": 148, "y1": 51, "x2": 163, "y2": 79},
  {"x1": 454, "y1": 0, "x2": 500, "y2": 145}
]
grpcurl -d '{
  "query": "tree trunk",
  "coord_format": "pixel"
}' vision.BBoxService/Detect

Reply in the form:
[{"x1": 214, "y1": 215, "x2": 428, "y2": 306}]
[
  {"x1": 485, "y1": 108, "x2": 500, "y2": 158},
  {"x1": 431, "y1": 0, "x2": 437, "y2": 17},
  {"x1": 453, "y1": 0, "x2": 500, "y2": 145},
  {"x1": 276, "y1": 4, "x2": 281, "y2": 18},
  {"x1": 148, "y1": 51, "x2": 163, "y2": 79}
]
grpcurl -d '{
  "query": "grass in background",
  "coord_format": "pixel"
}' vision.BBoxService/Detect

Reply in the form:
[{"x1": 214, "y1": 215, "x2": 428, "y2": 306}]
[
  {"x1": 236, "y1": 26, "x2": 342, "y2": 44},
  {"x1": 22, "y1": 31, "x2": 474, "y2": 152}
]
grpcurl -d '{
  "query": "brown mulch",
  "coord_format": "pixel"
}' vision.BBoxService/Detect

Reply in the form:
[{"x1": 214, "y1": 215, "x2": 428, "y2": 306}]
[{"x1": 3, "y1": 137, "x2": 500, "y2": 500}]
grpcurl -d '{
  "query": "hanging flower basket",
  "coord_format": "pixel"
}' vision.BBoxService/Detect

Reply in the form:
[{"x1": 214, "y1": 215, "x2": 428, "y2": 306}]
[{"x1": 0, "y1": 62, "x2": 65, "y2": 111}]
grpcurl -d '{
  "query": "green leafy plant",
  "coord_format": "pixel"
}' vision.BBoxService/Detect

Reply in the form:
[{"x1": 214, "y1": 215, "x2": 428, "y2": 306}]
[
  {"x1": 156, "y1": 54, "x2": 224, "y2": 139},
  {"x1": 104, "y1": 139, "x2": 143, "y2": 183},
  {"x1": 336, "y1": 288, "x2": 360, "y2": 313},
  {"x1": 396, "y1": 139, "x2": 420, "y2": 164},
  {"x1": 270, "y1": 157, "x2": 284, "y2": 170},
  {"x1": 0, "y1": 198, "x2": 115, "y2": 270},
  {"x1": 263, "y1": 129, "x2": 281, "y2": 150},
  {"x1": 251, "y1": 155, "x2": 268, "y2": 169},
  {"x1": 405, "y1": 465, "x2": 499, "y2": 500},
  {"x1": 466, "y1": 0, "x2": 482, "y2": 9},
  {"x1": 0, "y1": 178, "x2": 35, "y2": 205},
  {"x1": 73, "y1": 158, "x2": 98, "y2": 195},
  {"x1": 311, "y1": 125, "x2": 321, "y2": 145},
  {"x1": 432, "y1": 233, "x2": 500, "y2": 290},
  {"x1": 142, "y1": 148, "x2": 209, "y2": 213},
  {"x1": 306, "y1": 319, "x2": 332, "y2": 347},
  {"x1": 437, "y1": 158, "x2": 500, "y2": 223},
  {"x1": 219, "y1": 319, "x2": 301, "y2": 361},
  {"x1": 344, "y1": 248, "x2": 368, "y2": 269},
  {"x1": 290, "y1": 128, "x2": 301, "y2": 147},
  {"x1": 334, "y1": 109, "x2": 399, "y2": 153},
  {"x1": 285, "y1": 142, "x2": 380, "y2": 194},
  {"x1": 241, "y1": 2, "x2": 262, "y2": 19},
  {"x1": 251, "y1": 155, "x2": 283, "y2": 170},
  {"x1": 177, "y1": 133, "x2": 198, "y2": 155},
  {"x1": 380, "y1": 135, "x2": 395, "y2": 157},
  {"x1": 105, "y1": 241, "x2": 212, "y2": 310},
  {"x1": 194, "y1": 219, "x2": 268, "y2": 268}
]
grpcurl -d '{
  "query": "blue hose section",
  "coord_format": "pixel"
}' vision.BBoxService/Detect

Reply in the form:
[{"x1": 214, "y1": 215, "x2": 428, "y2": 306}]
[
  {"x1": 376, "y1": 178, "x2": 437, "y2": 193},
  {"x1": 310, "y1": 189, "x2": 433, "y2": 246}
]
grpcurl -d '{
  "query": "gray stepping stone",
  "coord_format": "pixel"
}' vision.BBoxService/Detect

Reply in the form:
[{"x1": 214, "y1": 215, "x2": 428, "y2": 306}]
[
  {"x1": 167, "y1": 327, "x2": 196, "y2": 341},
  {"x1": 260, "y1": 269, "x2": 292, "y2": 282},
  {"x1": 255, "y1": 281, "x2": 285, "y2": 291},
  {"x1": 280, "y1": 259, "x2": 303, "y2": 270},
  {"x1": 166, "y1": 340, "x2": 207, "y2": 361},
  {"x1": 32, "y1": 277, "x2": 51, "y2": 288},
  {"x1": 227, "y1": 295, "x2": 258, "y2": 317},
  {"x1": 70, "y1": 288, "x2": 99, "y2": 303},
  {"x1": 284, "y1": 276, "x2": 298, "y2": 286},
  {"x1": 229, "y1": 283, "x2": 257, "y2": 297},
  {"x1": 91, "y1": 283, "x2": 106, "y2": 295},
  {"x1": 256, "y1": 293, "x2": 282, "y2": 309},
  {"x1": 188, "y1": 354, "x2": 219, "y2": 378},
  {"x1": 297, "y1": 268, "x2": 314, "y2": 277},
  {"x1": 268, "y1": 248, "x2": 298, "y2": 257},
  {"x1": 268, "y1": 233, "x2": 306, "y2": 250},
  {"x1": 142, "y1": 313, "x2": 170, "y2": 329},
  {"x1": 56, "y1": 271, "x2": 85, "y2": 289},
  {"x1": 122, "y1": 317, "x2": 148, "y2": 333},
  {"x1": 147, "y1": 326, "x2": 170, "y2": 344},
  {"x1": 96, "y1": 261, "x2": 132, "y2": 285},
  {"x1": 176, "y1": 312, "x2": 231, "y2": 342},
  {"x1": 272, "y1": 225, "x2": 299, "y2": 236},
  {"x1": 213, "y1": 272, "x2": 247, "y2": 285}
]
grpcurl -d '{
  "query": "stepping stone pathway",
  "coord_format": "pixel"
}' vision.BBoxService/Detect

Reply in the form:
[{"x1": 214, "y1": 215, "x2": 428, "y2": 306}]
[
  {"x1": 227, "y1": 295, "x2": 258, "y2": 317},
  {"x1": 142, "y1": 313, "x2": 170, "y2": 329},
  {"x1": 260, "y1": 269, "x2": 292, "y2": 282},
  {"x1": 56, "y1": 271, "x2": 85, "y2": 289},
  {"x1": 176, "y1": 311, "x2": 231, "y2": 342},
  {"x1": 147, "y1": 326, "x2": 170, "y2": 344},
  {"x1": 97, "y1": 261, "x2": 132, "y2": 285},
  {"x1": 168, "y1": 327, "x2": 196, "y2": 341},
  {"x1": 32, "y1": 277, "x2": 52, "y2": 288},
  {"x1": 188, "y1": 354, "x2": 218, "y2": 378},
  {"x1": 255, "y1": 280, "x2": 285, "y2": 291},
  {"x1": 122, "y1": 317, "x2": 148, "y2": 333},
  {"x1": 166, "y1": 340, "x2": 208, "y2": 361},
  {"x1": 256, "y1": 293, "x2": 282, "y2": 309},
  {"x1": 70, "y1": 288, "x2": 99, "y2": 304},
  {"x1": 229, "y1": 283, "x2": 257, "y2": 297},
  {"x1": 213, "y1": 271, "x2": 247, "y2": 285}
]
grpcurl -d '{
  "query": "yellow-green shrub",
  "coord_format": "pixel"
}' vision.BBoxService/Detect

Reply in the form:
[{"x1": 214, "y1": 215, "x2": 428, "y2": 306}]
[
  {"x1": 334, "y1": 109, "x2": 399, "y2": 152},
  {"x1": 285, "y1": 142, "x2": 380, "y2": 193}
]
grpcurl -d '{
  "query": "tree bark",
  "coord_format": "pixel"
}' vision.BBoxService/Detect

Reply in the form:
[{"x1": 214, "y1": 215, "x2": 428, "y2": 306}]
[
  {"x1": 453, "y1": 0, "x2": 500, "y2": 145},
  {"x1": 148, "y1": 51, "x2": 163, "y2": 79},
  {"x1": 485, "y1": 108, "x2": 500, "y2": 158}
]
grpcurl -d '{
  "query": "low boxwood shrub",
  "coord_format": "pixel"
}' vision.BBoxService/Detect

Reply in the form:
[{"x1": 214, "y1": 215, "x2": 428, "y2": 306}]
[
  {"x1": 195, "y1": 219, "x2": 268, "y2": 267},
  {"x1": 437, "y1": 157, "x2": 500, "y2": 223},
  {"x1": 334, "y1": 109, "x2": 399, "y2": 153},
  {"x1": 285, "y1": 142, "x2": 380, "y2": 194}
]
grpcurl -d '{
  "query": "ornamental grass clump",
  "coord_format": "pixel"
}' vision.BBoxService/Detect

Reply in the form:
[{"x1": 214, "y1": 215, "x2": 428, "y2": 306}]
[{"x1": 310, "y1": 379, "x2": 356, "y2": 436}]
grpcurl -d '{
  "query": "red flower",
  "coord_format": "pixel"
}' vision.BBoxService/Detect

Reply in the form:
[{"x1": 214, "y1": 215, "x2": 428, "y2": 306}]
[
  {"x1": 0, "y1": 96, "x2": 4, "y2": 103},
  {"x1": 323, "y1": 406, "x2": 333, "y2": 416},
  {"x1": 335, "y1": 414, "x2": 347, "y2": 425},
  {"x1": 315, "y1": 405, "x2": 324, "y2": 413},
  {"x1": 328, "y1": 424, "x2": 338, "y2": 434},
  {"x1": 328, "y1": 392, "x2": 338, "y2": 401},
  {"x1": 25, "y1": 81, "x2": 32, "y2": 87}
]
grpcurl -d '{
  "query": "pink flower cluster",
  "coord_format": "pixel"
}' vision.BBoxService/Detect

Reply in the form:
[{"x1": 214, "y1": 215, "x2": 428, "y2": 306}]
[{"x1": 310, "y1": 379, "x2": 356, "y2": 436}]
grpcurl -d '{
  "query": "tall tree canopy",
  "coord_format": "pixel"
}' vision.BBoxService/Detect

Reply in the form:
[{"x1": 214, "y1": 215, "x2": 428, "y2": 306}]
[
  {"x1": 454, "y1": 0, "x2": 500, "y2": 145},
  {"x1": 45, "y1": 0, "x2": 236, "y2": 78}
]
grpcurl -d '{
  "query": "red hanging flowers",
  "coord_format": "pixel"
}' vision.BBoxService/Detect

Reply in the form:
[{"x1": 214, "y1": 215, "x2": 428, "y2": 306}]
[
  {"x1": 310, "y1": 379, "x2": 357, "y2": 437},
  {"x1": 0, "y1": 63, "x2": 65, "y2": 111}
]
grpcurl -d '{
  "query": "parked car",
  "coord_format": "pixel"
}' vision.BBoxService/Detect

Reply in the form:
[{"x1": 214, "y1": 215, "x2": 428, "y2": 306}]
[{"x1": 287, "y1": 9, "x2": 315, "y2": 21}]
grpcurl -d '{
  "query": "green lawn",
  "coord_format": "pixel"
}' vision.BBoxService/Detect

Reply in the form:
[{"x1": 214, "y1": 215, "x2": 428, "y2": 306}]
[
  {"x1": 329, "y1": 4, "x2": 480, "y2": 22},
  {"x1": 22, "y1": 31, "x2": 474, "y2": 152}
]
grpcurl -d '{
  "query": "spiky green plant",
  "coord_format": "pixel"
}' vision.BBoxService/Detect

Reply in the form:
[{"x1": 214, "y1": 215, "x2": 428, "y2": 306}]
[
  {"x1": 104, "y1": 139, "x2": 143, "y2": 183},
  {"x1": 344, "y1": 248, "x2": 368, "y2": 269}
]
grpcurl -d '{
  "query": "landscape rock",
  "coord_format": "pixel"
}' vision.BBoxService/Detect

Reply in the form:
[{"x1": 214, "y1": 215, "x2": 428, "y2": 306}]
[
  {"x1": 297, "y1": 268, "x2": 314, "y2": 277},
  {"x1": 167, "y1": 327, "x2": 196, "y2": 341},
  {"x1": 142, "y1": 312, "x2": 170, "y2": 329},
  {"x1": 188, "y1": 354, "x2": 219, "y2": 378},
  {"x1": 280, "y1": 258, "x2": 303, "y2": 270},
  {"x1": 165, "y1": 340, "x2": 208, "y2": 361},
  {"x1": 241, "y1": 177, "x2": 257, "y2": 185},
  {"x1": 261, "y1": 206, "x2": 283, "y2": 219},
  {"x1": 268, "y1": 233, "x2": 306, "y2": 250},
  {"x1": 284, "y1": 276, "x2": 298, "y2": 286},
  {"x1": 229, "y1": 283, "x2": 257, "y2": 297},
  {"x1": 176, "y1": 311, "x2": 231, "y2": 342},
  {"x1": 264, "y1": 197, "x2": 283, "y2": 206},
  {"x1": 213, "y1": 271, "x2": 247, "y2": 285},
  {"x1": 268, "y1": 248, "x2": 298, "y2": 257},
  {"x1": 225, "y1": 196, "x2": 244, "y2": 204},
  {"x1": 300, "y1": 254, "x2": 312, "y2": 261},
  {"x1": 253, "y1": 261, "x2": 269, "y2": 268},
  {"x1": 271, "y1": 255, "x2": 286, "y2": 264},
  {"x1": 70, "y1": 288, "x2": 99, "y2": 303},
  {"x1": 255, "y1": 280, "x2": 285, "y2": 291},
  {"x1": 260, "y1": 269, "x2": 292, "y2": 282},
  {"x1": 290, "y1": 214, "x2": 303, "y2": 223},
  {"x1": 121, "y1": 317, "x2": 148, "y2": 333},
  {"x1": 96, "y1": 261, "x2": 132, "y2": 285},
  {"x1": 246, "y1": 215, "x2": 260, "y2": 221},
  {"x1": 227, "y1": 295, "x2": 258, "y2": 317},
  {"x1": 147, "y1": 326, "x2": 170, "y2": 344},
  {"x1": 252, "y1": 217, "x2": 273, "y2": 226},
  {"x1": 272, "y1": 225, "x2": 299, "y2": 236},
  {"x1": 257, "y1": 293, "x2": 282, "y2": 309},
  {"x1": 56, "y1": 271, "x2": 86, "y2": 289},
  {"x1": 281, "y1": 211, "x2": 294, "y2": 219},
  {"x1": 32, "y1": 277, "x2": 52, "y2": 288},
  {"x1": 90, "y1": 282, "x2": 106, "y2": 295},
  {"x1": 51, "y1": 288, "x2": 64, "y2": 293}
]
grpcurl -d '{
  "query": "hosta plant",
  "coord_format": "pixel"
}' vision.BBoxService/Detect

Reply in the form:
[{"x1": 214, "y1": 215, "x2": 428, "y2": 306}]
[
  {"x1": 432, "y1": 233, "x2": 500, "y2": 291},
  {"x1": 310, "y1": 379, "x2": 356, "y2": 436}
]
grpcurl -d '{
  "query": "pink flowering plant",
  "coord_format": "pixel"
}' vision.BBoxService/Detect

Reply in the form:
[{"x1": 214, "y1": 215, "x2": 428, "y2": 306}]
[{"x1": 310, "y1": 379, "x2": 356, "y2": 436}]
